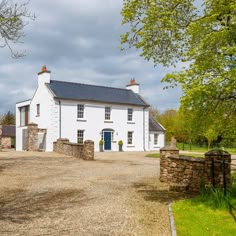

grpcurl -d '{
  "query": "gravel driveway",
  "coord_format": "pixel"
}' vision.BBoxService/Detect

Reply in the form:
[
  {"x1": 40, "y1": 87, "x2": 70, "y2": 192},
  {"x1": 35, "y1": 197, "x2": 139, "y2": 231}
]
[{"x1": 0, "y1": 151, "x2": 171, "y2": 236}]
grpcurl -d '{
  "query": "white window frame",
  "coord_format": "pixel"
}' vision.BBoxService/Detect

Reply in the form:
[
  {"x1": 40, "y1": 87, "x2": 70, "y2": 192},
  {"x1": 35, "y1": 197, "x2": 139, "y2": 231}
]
[
  {"x1": 128, "y1": 108, "x2": 133, "y2": 121},
  {"x1": 77, "y1": 130, "x2": 84, "y2": 144},
  {"x1": 127, "y1": 131, "x2": 133, "y2": 145},
  {"x1": 154, "y1": 133, "x2": 159, "y2": 146},
  {"x1": 77, "y1": 104, "x2": 84, "y2": 119},
  {"x1": 105, "y1": 106, "x2": 111, "y2": 120}
]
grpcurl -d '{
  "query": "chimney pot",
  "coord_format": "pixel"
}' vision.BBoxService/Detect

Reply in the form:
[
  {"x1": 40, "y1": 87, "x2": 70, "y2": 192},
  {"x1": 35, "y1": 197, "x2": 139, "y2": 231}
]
[
  {"x1": 42, "y1": 65, "x2": 47, "y2": 72},
  {"x1": 130, "y1": 79, "x2": 136, "y2": 85}
]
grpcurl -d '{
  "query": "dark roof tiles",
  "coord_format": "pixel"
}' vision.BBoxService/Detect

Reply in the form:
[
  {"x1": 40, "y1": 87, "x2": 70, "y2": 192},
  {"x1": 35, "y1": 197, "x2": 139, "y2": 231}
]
[
  {"x1": 46, "y1": 80, "x2": 149, "y2": 107},
  {"x1": 149, "y1": 118, "x2": 165, "y2": 132}
]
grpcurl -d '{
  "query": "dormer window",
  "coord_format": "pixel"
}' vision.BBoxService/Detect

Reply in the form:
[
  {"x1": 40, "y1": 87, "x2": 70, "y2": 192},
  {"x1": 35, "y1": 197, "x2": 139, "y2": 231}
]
[{"x1": 36, "y1": 104, "x2": 40, "y2": 116}]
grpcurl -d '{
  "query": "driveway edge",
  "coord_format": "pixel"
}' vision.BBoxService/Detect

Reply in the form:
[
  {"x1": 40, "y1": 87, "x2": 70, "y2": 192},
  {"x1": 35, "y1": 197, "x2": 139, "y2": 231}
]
[{"x1": 168, "y1": 202, "x2": 177, "y2": 236}]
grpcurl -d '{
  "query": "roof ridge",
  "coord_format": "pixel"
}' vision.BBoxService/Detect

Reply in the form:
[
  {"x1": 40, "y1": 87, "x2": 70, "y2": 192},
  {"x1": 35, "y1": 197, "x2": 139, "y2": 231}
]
[{"x1": 50, "y1": 80, "x2": 134, "y2": 93}]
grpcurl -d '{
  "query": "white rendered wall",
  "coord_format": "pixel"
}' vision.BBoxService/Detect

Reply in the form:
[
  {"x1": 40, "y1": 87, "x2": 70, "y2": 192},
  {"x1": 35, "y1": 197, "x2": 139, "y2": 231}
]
[
  {"x1": 15, "y1": 100, "x2": 31, "y2": 151},
  {"x1": 149, "y1": 131, "x2": 165, "y2": 151},
  {"x1": 30, "y1": 84, "x2": 59, "y2": 151},
  {"x1": 59, "y1": 100, "x2": 147, "y2": 151}
]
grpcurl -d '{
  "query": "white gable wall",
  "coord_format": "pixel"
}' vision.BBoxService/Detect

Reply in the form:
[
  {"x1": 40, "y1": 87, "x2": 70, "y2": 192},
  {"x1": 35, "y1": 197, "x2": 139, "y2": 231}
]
[{"x1": 29, "y1": 84, "x2": 59, "y2": 151}]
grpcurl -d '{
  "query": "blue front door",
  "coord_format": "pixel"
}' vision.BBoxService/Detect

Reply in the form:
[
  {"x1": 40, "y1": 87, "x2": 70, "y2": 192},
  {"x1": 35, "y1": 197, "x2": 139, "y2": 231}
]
[{"x1": 104, "y1": 132, "x2": 111, "y2": 150}]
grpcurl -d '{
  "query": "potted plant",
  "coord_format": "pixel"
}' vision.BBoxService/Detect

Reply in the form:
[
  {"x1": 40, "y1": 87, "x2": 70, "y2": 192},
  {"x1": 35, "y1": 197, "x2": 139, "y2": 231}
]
[
  {"x1": 99, "y1": 139, "x2": 104, "y2": 152},
  {"x1": 118, "y1": 140, "x2": 123, "y2": 152}
]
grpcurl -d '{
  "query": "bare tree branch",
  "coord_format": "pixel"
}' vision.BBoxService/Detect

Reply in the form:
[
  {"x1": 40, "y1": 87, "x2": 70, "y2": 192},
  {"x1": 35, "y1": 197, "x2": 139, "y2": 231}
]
[{"x1": 0, "y1": 0, "x2": 35, "y2": 58}]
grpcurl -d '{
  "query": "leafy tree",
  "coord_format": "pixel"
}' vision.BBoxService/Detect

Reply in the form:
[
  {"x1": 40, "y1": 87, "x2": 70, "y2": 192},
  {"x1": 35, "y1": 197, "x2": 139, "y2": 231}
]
[
  {"x1": 121, "y1": 0, "x2": 236, "y2": 141},
  {"x1": 0, "y1": 0, "x2": 35, "y2": 58},
  {"x1": 0, "y1": 111, "x2": 15, "y2": 125},
  {"x1": 204, "y1": 127, "x2": 218, "y2": 150}
]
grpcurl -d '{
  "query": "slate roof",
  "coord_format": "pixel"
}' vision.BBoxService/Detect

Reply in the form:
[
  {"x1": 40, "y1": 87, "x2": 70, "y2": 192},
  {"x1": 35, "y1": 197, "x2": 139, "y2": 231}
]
[
  {"x1": 149, "y1": 117, "x2": 165, "y2": 132},
  {"x1": 46, "y1": 80, "x2": 149, "y2": 107},
  {"x1": 1, "y1": 125, "x2": 16, "y2": 137}
]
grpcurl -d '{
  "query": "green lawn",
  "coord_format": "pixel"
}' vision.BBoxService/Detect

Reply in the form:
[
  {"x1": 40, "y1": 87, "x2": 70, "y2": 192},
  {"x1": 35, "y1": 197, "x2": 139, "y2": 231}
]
[
  {"x1": 172, "y1": 173, "x2": 236, "y2": 235},
  {"x1": 177, "y1": 143, "x2": 236, "y2": 154},
  {"x1": 172, "y1": 200, "x2": 236, "y2": 236},
  {"x1": 145, "y1": 153, "x2": 160, "y2": 158}
]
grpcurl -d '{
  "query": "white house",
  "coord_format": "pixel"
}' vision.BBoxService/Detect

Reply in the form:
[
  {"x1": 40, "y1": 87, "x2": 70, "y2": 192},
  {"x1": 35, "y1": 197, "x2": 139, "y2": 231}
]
[{"x1": 16, "y1": 66, "x2": 165, "y2": 152}]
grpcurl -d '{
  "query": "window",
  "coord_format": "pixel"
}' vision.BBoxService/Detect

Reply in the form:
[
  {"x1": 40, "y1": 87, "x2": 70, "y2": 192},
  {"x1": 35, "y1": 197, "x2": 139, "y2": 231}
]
[
  {"x1": 77, "y1": 104, "x2": 84, "y2": 119},
  {"x1": 20, "y1": 106, "x2": 29, "y2": 127},
  {"x1": 36, "y1": 104, "x2": 40, "y2": 116},
  {"x1": 154, "y1": 133, "x2": 159, "y2": 145},
  {"x1": 127, "y1": 131, "x2": 133, "y2": 145},
  {"x1": 128, "y1": 108, "x2": 133, "y2": 121},
  {"x1": 105, "y1": 107, "x2": 111, "y2": 120},
  {"x1": 77, "y1": 130, "x2": 84, "y2": 144}
]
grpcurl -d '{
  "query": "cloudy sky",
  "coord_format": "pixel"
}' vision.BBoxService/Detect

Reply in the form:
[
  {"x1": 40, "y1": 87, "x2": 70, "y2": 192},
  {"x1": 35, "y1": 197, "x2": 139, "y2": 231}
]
[{"x1": 0, "y1": 0, "x2": 182, "y2": 114}]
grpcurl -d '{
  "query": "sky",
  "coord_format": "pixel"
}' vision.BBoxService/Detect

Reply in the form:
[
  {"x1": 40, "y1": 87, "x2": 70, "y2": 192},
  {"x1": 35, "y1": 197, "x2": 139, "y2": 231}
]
[{"x1": 0, "y1": 0, "x2": 182, "y2": 114}]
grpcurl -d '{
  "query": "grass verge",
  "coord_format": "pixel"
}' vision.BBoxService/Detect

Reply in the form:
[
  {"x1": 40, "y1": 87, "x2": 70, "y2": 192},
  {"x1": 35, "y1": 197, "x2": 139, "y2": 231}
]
[{"x1": 172, "y1": 172, "x2": 236, "y2": 235}]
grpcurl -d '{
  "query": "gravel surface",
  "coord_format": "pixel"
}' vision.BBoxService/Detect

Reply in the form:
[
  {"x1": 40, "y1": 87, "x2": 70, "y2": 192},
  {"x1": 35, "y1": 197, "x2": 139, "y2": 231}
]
[{"x1": 0, "y1": 151, "x2": 171, "y2": 236}]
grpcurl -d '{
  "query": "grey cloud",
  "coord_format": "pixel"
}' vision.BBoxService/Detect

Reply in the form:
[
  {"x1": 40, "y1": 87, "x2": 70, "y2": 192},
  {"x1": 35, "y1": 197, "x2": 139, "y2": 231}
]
[{"x1": 0, "y1": 0, "x2": 182, "y2": 115}]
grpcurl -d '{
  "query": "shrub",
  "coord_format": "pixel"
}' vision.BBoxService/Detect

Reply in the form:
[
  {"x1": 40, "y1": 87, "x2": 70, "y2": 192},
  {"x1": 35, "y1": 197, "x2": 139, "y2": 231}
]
[
  {"x1": 118, "y1": 140, "x2": 123, "y2": 146},
  {"x1": 99, "y1": 140, "x2": 104, "y2": 145}
]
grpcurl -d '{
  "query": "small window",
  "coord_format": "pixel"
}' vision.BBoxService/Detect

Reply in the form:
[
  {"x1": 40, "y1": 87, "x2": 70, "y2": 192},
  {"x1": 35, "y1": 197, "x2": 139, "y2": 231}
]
[
  {"x1": 77, "y1": 130, "x2": 84, "y2": 144},
  {"x1": 154, "y1": 133, "x2": 159, "y2": 145},
  {"x1": 128, "y1": 108, "x2": 133, "y2": 121},
  {"x1": 36, "y1": 104, "x2": 40, "y2": 116},
  {"x1": 105, "y1": 107, "x2": 111, "y2": 120},
  {"x1": 77, "y1": 104, "x2": 84, "y2": 119},
  {"x1": 127, "y1": 131, "x2": 133, "y2": 145}
]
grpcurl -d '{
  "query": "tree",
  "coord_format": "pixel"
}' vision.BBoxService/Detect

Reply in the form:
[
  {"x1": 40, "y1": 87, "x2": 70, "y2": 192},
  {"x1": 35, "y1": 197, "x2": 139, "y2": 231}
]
[
  {"x1": 0, "y1": 0, "x2": 35, "y2": 58},
  {"x1": 0, "y1": 111, "x2": 15, "y2": 125},
  {"x1": 121, "y1": 0, "x2": 236, "y2": 137},
  {"x1": 204, "y1": 127, "x2": 218, "y2": 150}
]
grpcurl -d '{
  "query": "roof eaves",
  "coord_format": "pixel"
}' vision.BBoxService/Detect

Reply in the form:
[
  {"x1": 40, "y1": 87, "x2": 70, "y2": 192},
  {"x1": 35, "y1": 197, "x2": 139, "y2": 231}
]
[{"x1": 54, "y1": 97, "x2": 148, "y2": 107}]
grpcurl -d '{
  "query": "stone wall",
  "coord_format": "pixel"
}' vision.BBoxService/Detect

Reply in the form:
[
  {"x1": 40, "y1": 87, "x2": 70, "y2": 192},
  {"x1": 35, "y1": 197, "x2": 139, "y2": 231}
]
[
  {"x1": 53, "y1": 138, "x2": 94, "y2": 160},
  {"x1": 160, "y1": 147, "x2": 231, "y2": 193},
  {"x1": 1, "y1": 137, "x2": 11, "y2": 149},
  {"x1": 27, "y1": 123, "x2": 47, "y2": 151}
]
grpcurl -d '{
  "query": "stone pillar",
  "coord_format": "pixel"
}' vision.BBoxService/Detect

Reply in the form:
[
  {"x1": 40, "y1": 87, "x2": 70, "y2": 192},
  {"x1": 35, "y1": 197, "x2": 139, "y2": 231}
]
[
  {"x1": 160, "y1": 138, "x2": 179, "y2": 183},
  {"x1": 56, "y1": 138, "x2": 69, "y2": 154},
  {"x1": 82, "y1": 140, "x2": 94, "y2": 160},
  {"x1": 27, "y1": 123, "x2": 39, "y2": 151},
  {"x1": 205, "y1": 150, "x2": 231, "y2": 188}
]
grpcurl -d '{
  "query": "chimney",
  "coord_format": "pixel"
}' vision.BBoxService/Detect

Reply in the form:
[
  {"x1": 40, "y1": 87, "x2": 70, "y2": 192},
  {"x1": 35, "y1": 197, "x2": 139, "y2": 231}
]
[
  {"x1": 37, "y1": 65, "x2": 51, "y2": 87},
  {"x1": 126, "y1": 79, "x2": 140, "y2": 94}
]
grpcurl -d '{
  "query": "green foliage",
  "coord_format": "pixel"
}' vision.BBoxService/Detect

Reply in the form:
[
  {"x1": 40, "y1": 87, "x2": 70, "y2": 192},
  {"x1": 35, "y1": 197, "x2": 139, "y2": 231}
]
[
  {"x1": 99, "y1": 139, "x2": 104, "y2": 145},
  {"x1": 199, "y1": 185, "x2": 232, "y2": 210},
  {"x1": 118, "y1": 140, "x2": 123, "y2": 146},
  {"x1": 121, "y1": 0, "x2": 236, "y2": 144},
  {"x1": 204, "y1": 128, "x2": 218, "y2": 150},
  {"x1": 0, "y1": 111, "x2": 15, "y2": 125}
]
